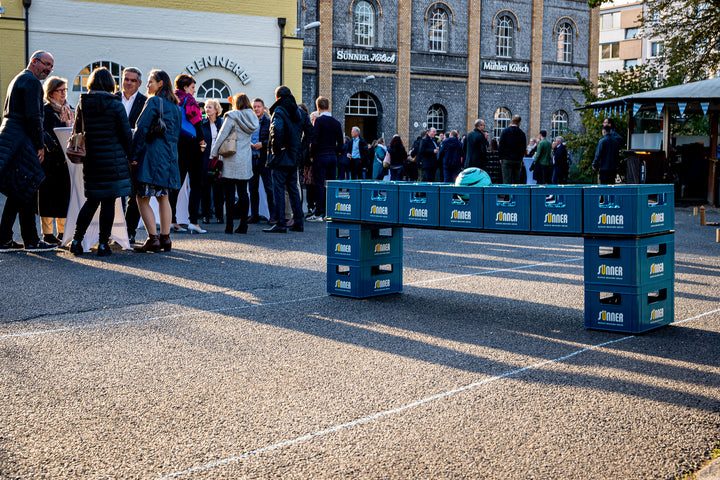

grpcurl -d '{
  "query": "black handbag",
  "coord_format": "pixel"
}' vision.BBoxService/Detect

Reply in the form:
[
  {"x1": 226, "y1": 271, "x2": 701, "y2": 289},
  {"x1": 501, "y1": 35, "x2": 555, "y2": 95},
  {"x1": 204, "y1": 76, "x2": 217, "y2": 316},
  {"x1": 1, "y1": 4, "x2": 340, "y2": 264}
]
[{"x1": 146, "y1": 97, "x2": 166, "y2": 142}]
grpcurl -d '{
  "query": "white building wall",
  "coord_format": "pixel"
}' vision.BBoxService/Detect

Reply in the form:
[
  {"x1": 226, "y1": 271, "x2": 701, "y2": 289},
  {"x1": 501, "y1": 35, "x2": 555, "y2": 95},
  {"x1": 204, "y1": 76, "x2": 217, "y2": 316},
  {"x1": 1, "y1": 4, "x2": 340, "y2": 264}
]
[{"x1": 29, "y1": 0, "x2": 282, "y2": 106}]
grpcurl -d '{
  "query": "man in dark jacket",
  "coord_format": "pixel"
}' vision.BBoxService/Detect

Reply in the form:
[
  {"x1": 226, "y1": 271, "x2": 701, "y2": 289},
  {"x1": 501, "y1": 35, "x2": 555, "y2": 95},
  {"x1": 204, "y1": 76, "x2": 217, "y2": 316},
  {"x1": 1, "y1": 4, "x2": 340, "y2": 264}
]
[
  {"x1": 248, "y1": 97, "x2": 274, "y2": 223},
  {"x1": 593, "y1": 125, "x2": 620, "y2": 184},
  {"x1": 552, "y1": 136, "x2": 569, "y2": 184},
  {"x1": 0, "y1": 50, "x2": 58, "y2": 252},
  {"x1": 463, "y1": 119, "x2": 488, "y2": 169},
  {"x1": 418, "y1": 127, "x2": 439, "y2": 182},
  {"x1": 498, "y1": 114, "x2": 527, "y2": 184},
  {"x1": 264, "y1": 86, "x2": 312, "y2": 233},
  {"x1": 309, "y1": 95, "x2": 343, "y2": 220},
  {"x1": 347, "y1": 126, "x2": 369, "y2": 179},
  {"x1": 440, "y1": 130, "x2": 463, "y2": 182},
  {"x1": 116, "y1": 67, "x2": 147, "y2": 243}
]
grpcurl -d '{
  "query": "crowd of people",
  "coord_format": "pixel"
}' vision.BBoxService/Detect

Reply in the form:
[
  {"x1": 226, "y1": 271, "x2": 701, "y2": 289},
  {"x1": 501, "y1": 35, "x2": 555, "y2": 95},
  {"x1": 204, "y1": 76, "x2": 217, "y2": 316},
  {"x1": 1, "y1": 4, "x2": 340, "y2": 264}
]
[{"x1": 0, "y1": 49, "x2": 618, "y2": 256}]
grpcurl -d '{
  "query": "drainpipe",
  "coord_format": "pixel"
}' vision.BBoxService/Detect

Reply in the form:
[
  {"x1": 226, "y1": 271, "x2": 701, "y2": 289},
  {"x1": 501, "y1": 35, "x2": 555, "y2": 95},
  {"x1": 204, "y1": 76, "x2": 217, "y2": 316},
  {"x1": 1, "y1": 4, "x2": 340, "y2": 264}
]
[
  {"x1": 22, "y1": 0, "x2": 31, "y2": 64},
  {"x1": 278, "y1": 17, "x2": 286, "y2": 86}
]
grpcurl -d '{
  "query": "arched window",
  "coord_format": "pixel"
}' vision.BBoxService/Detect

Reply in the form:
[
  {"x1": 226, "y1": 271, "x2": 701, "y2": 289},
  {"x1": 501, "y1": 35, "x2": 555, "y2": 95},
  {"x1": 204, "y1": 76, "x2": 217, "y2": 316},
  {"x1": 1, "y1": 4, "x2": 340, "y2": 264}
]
[
  {"x1": 556, "y1": 21, "x2": 573, "y2": 63},
  {"x1": 493, "y1": 107, "x2": 512, "y2": 140},
  {"x1": 72, "y1": 60, "x2": 125, "y2": 93},
  {"x1": 427, "y1": 104, "x2": 446, "y2": 132},
  {"x1": 428, "y1": 8, "x2": 448, "y2": 53},
  {"x1": 345, "y1": 92, "x2": 378, "y2": 116},
  {"x1": 354, "y1": 1, "x2": 375, "y2": 47},
  {"x1": 197, "y1": 79, "x2": 231, "y2": 100},
  {"x1": 551, "y1": 110, "x2": 568, "y2": 139},
  {"x1": 496, "y1": 15, "x2": 514, "y2": 58}
]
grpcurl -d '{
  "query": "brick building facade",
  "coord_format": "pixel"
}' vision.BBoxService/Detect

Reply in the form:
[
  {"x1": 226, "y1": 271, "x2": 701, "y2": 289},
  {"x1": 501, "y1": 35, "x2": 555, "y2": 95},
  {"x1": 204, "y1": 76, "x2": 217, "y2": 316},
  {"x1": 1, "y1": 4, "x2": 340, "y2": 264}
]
[{"x1": 299, "y1": 0, "x2": 599, "y2": 143}]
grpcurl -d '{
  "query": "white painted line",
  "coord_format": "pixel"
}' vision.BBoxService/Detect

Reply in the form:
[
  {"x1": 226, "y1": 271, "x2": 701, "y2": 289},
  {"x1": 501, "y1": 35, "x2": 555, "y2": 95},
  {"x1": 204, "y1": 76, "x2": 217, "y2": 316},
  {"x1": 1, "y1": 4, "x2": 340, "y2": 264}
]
[{"x1": 157, "y1": 335, "x2": 636, "y2": 479}]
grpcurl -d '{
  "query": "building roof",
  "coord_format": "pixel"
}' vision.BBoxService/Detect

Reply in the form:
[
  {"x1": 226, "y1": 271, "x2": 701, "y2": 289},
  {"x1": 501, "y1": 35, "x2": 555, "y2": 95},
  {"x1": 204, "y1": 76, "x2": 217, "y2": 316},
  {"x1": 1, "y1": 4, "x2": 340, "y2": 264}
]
[{"x1": 579, "y1": 76, "x2": 720, "y2": 114}]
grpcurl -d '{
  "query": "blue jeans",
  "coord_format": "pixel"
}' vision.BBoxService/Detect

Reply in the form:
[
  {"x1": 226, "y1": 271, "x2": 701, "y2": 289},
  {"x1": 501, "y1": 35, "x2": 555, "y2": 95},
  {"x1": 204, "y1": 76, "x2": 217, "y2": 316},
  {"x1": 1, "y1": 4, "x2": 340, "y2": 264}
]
[
  {"x1": 313, "y1": 154, "x2": 337, "y2": 217},
  {"x1": 271, "y1": 167, "x2": 303, "y2": 228}
]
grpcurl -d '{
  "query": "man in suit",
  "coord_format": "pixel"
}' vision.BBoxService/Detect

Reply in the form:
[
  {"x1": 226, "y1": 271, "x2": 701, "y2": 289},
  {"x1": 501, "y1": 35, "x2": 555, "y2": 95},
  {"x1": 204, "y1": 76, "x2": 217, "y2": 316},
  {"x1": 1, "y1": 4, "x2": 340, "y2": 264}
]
[
  {"x1": 463, "y1": 119, "x2": 488, "y2": 169},
  {"x1": 116, "y1": 67, "x2": 147, "y2": 242}
]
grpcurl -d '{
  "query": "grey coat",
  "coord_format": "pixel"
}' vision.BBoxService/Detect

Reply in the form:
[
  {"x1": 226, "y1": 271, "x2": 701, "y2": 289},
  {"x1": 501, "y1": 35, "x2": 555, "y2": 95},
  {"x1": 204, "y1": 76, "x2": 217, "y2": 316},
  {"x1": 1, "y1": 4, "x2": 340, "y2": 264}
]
[
  {"x1": 210, "y1": 108, "x2": 258, "y2": 180},
  {"x1": 131, "y1": 95, "x2": 183, "y2": 190}
]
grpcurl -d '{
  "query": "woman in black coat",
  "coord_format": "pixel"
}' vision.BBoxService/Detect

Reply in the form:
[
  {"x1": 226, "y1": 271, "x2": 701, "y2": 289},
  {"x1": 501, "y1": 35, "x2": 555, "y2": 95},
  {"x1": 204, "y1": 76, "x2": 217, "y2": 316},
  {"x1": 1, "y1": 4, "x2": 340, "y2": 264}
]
[
  {"x1": 387, "y1": 135, "x2": 407, "y2": 181},
  {"x1": 39, "y1": 76, "x2": 73, "y2": 244},
  {"x1": 69, "y1": 67, "x2": 132, "y2": 257},
  {"x1": 200, "y1": 99, "x2": 224, "y2": 223}
]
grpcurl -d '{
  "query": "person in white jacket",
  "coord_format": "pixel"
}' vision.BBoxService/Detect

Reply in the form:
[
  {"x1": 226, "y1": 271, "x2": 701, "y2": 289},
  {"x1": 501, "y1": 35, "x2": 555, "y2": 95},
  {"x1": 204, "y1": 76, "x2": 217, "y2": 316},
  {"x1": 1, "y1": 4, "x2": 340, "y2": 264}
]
[{"x1": 210, "y1": 93, "x2": 259, "y2": 234}]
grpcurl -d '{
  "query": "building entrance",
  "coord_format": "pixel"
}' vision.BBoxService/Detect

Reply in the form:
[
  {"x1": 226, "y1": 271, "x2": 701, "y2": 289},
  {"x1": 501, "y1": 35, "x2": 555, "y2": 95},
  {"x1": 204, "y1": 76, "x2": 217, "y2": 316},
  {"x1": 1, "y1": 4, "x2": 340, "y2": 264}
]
[{"x1": 344, "y1": 92, "x2": 380, "y2": 141}]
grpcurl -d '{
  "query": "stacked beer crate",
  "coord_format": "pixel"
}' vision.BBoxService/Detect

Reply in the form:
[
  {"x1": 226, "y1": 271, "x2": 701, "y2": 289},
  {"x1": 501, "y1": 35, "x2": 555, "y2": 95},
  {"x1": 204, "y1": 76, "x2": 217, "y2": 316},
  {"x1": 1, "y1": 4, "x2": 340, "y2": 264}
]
[
  {"x1": 583, "y1": 185, "x2": 675, "y2": 333},
  {"x1": 326, "y1": 181, "x2": 403, "y2": 298}
]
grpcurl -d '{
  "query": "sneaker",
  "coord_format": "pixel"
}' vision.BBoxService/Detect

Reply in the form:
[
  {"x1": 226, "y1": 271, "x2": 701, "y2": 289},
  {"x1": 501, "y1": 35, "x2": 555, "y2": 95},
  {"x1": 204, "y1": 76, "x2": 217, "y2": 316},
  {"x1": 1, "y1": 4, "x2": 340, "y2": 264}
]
[
  {"x1": 43, "y1": 234, "x2": 60, "y2": 245},
  {"x1": 69, "y1": 240, "x2": 84, "y2": 255},
  {"x1": 306, "y1": 215, "x2": 324, "y2": 222},
  {"x1": 24, "y1": 240, "x2": 58, "y2": 252},
  {"x1": 0, "y1": 240, "x2": 24, "y2": 252}
]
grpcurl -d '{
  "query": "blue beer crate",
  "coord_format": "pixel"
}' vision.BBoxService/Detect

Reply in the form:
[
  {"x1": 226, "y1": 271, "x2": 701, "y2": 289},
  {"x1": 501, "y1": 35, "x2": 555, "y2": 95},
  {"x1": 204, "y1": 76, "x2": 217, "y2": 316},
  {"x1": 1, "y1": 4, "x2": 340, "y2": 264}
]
[
  {"x1": 530, "y1": 185, "x2": 583, "y2": 234},
  {"x1": 361, "y1": 181, "x2": 399, "y2": 223},
  {"x1": 327, "y1": 258, "x2": 403, "y2": 298},
  {"x1": 583, "y1": 184, "x2": 674, "y2": 235},
  {"x1": 584, "y1": 279, "x2": 674, "y2": 333},
  {"x1": 326, "y1": 222, "x2": 403, "y2": 261},
  {"x1": 398, "y1": 183, "x2": 441, "y2": 227},
  {"x1": 584, "y1": 233, "x2": 674, "y2": 287},
  {"x1": 327, "y1": 180, "x2": 362, "y2": 220},
  {"x1": 483, "y1": 185, "x2": 531, "y2": 231},
  {"x1": 438, "y1": 185, "x2": 483, "y2": 229}
]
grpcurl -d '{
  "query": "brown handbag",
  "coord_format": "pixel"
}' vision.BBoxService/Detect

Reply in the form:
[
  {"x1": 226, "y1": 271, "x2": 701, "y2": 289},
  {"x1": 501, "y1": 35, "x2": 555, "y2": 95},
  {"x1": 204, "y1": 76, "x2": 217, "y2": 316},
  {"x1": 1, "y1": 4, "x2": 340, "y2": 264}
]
[
  {"x1": 66, "y1": 110, "x2": 86, "y2": 164},
  {"x1": 218, "y1": 127, "x2": 238, "y2": 156}
]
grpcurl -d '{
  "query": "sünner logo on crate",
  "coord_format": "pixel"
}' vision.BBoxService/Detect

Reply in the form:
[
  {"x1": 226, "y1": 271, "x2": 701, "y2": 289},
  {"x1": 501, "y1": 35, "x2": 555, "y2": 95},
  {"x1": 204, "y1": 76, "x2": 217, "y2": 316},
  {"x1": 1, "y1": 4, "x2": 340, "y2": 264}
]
[
  {"x1": 651, "y1": 307, "x2": 664, "y2": 320},
  {"x1": 335, "y1": 203, "x2": 352, "y2": 212},
  {"x1": 598, "y1": 311, "x2": 623, "y2": 323},
  {"x1": 374, "y1": 279, "x2": 391, "y2": 289},
  {"x1": 374, "y1": 243, "x2": 391, "y2": 253},
  {"x1": 371, "y1": 205, "x2": 389, "y2": 215},
  {"x1": 335, "y1": 280, "x2": 351, "y2": 290},
  {"x1": 409, "y1": 208, "x2": 428, "y2": 218},
  {"x1": 650, "y1": 262, "x2": 664, "y2": 275},
  {"x1": 651, "y1": 212, "x2": 665, "y2": 224},
  {"x1": 451, "y1": 210, "x2": 471, "y2": 220},
  {"x1": 495, "y1": 211, "x2": 518, "y2": 223},
  {"x1": 335, "y1": 244, "x2": 351, "y2": 253},
  {"x1": 598, "y1": 214, "x2": 624, "y2": 226},
  {"x1": 597, "y1": 265, "x2": 623, "y2": 278},
  {"x1": 544, "y1": 213, "x2": 568, "y2": 225}
]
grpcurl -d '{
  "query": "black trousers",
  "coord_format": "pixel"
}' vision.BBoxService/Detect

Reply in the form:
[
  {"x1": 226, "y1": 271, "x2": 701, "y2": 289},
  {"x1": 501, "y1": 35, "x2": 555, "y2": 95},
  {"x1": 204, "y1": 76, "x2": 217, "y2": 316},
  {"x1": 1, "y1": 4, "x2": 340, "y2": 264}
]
[
  {"x1": 248, "y1": 162, "x2": 275, "y2": 219},
  {"x1": 171, "y1": 138, "x2": 203, "y2": 224},
  {"x1": 224, "y1": 178, "x2": 248, "y2": 231},
  {"x1": 74, "y1": 197, "x2": 115, "y2": 244},
  {"x1": 0, "y1": 195, "x2": 39, "y2": 245}
]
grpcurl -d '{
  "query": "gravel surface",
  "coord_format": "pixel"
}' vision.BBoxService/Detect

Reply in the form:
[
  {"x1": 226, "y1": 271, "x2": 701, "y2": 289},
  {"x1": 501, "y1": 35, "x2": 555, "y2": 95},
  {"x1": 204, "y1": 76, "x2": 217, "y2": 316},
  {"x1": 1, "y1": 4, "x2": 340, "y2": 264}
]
[{"x1": 1, "y1": 204, "x2": 719, "y2": 479}]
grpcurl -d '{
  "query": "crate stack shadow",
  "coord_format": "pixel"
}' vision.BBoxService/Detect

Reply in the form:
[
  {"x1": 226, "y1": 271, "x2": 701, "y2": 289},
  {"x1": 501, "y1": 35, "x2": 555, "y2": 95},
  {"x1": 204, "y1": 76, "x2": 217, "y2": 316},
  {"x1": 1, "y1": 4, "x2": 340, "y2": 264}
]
[{"x1": 325, "y1": 180, "x2": 676, "y2": 333}]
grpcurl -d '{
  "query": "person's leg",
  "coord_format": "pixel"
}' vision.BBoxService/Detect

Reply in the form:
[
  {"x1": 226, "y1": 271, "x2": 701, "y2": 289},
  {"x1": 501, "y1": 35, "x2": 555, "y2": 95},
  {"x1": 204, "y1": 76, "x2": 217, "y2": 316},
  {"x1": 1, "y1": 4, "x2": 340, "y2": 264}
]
[
  {"x1": 41, "y1": 217, "x2": 53, "y2": 235},
  {"x1": 157, "y1": 195, "x2": 172, "y2": 235},
  {"x1": 57, "y1": 218, "x2": 65, "y2": 238},
  {"x1": 17, "y1": 198, "x2": 40, "y2": 246},
  {"x1": 260, "y1": 166, "x2": 275, "y2": 220},
  {"x1": 501, "y1": 160, "x2": 512, "y2": 184},
  {"x1": 170, "y1": 149, "x2": 189, "y2": 225},
  {"x1": 312, "y1": 158, "x2": 328, "y2": 217},
  {"x1": 236, "y1": 180, "x2": 249, "y2": 233},
  {"x1": 223, "y1": 178, "x2": 236, "y2": 233},
  {"x1": 136, "y1": 196, "x2": 157, "y2": 236},
  {"x1": 286, "y1": 167, "x2": 304, "y2": 228},
  {"x1": 271, "y1": 169, "x2": 287, "y2": 228},
  {"x1": 73, "y1": 198, "x2": 101, "y2": 241},
  {"x1": 125, "y1": 195, "x2": 141, "y2": 238},
  {"x1": 98, "y1": 198, "x2": 115, "y2": 245},
  {"x1": 248, "y1": 163, "x2": 261, "y2": 218},
  {"x1": 0, "y1": 197, "x2": 20, "y2": 243}
]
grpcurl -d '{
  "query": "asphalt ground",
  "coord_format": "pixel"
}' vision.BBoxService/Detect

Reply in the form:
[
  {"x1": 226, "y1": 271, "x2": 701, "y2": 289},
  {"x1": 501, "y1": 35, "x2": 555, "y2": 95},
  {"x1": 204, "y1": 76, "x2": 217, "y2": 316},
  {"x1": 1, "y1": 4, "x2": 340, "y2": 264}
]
[{"x1": 0, "y1": 201, "x2": 719, "y2": 480}]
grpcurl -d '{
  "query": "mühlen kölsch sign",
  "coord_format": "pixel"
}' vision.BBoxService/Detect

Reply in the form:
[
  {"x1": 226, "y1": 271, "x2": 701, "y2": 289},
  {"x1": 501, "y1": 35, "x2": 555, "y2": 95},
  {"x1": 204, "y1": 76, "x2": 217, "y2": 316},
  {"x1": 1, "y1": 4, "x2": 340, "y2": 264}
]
[
  {"x1": 482, "y1": 60, "x2": 529, "y2": 73},
  {"x1": 185, "y1": 56, "x2": 251, "y2": 85}
]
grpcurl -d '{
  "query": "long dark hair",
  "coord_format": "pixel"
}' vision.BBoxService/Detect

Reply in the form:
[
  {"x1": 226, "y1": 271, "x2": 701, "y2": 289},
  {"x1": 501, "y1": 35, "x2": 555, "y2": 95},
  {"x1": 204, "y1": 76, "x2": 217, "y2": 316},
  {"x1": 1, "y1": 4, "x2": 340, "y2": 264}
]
[
  {"x1": 389, "y1": 135, "x2": 404, "y2": 150},
  {"x1": 149, "y1": 69, "x2": 179, "y2": 105}
]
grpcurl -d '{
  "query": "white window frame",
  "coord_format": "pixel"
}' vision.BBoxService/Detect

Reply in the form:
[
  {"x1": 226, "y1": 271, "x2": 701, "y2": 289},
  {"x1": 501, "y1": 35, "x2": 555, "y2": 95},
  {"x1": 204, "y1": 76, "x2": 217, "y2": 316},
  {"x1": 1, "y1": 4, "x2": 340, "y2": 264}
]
[
  {"x1": 649, "y1": 41, "x2": 664, "y2": 58},
  {"x1": 551, "y1": 110, "x2": 568, "y2": 139},
  {"x1": 600, "y1": 12, "x2": 620, "y2": 30},
  {"x1": 427, "y1": 104, "x2": 446, "y2": 132},
  {"x1": 197, "y1": 79, "x2": 231, "y2": 100},
  {"x1": 493, "y1": 107, "x2": 511, "y2": 141},
  {"x1": 345, "y1": 92, "x2": 378, "y2": 116},
  {"x1": 600, "y1": 42, "x2": 620, "y2": 59},
  {"x1": 429, "y1": 8, "x2": 448, "y2": 53},
  {"x1": 72, "y1": 60, "x2": 125, "y2": 93},
  {"x1": 354, "y1": 1, "x2": 375, "y2": 47},
  {"x1": 496, "y1": 16, "x2": 514, "y2": 58},
  {"x1": 556, "y1": 21, "x2": 573, "y2": 63}
]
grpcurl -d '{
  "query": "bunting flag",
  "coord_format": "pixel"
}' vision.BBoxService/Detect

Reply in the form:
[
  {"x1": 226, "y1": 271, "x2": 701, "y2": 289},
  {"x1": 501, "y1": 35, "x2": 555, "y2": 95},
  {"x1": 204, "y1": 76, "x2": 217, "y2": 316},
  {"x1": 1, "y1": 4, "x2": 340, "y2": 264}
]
[
  {"x1": 633, "y1": 103, "x2": 641, "y2": 116},
  {"x1": 594, "y1": 108, "x2": 599, "y2": 117},
  {"x1": 678, "y1": 102, "x2": 687, "y2": 116},
  {"x1": 701, "y1": 102, "x2": 709, "y2": 115},
  {"x1": 656, "y1": 102, "x2": 664, "y2": 116}
]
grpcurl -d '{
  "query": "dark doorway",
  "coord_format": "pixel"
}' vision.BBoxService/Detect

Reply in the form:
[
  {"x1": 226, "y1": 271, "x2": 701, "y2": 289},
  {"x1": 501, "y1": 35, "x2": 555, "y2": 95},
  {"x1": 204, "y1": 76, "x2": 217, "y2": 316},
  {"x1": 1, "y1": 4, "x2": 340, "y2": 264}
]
[
  {"x1": 344, "y1": 92, "x2": 380, "y2": 142},
  {"x1": 344, "y1": 115, "x2": 378, "y2": 141}
]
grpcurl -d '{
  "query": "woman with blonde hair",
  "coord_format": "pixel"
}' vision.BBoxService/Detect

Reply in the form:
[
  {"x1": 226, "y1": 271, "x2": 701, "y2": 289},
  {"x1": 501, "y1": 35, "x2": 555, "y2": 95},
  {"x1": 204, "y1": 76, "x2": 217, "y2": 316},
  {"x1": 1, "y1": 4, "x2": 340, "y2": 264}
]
[
  {"x1": 210, "y1": 93, "x2": 258, "y2": 234},
  {"x1": 200, "y1": 98, "x2": 225, "y2": 223},
  {"x1": 131, "y1": 69, "x2": 182, "y2": 252},
  {"x1": 39, "y1": 76, "x2": 73, "y2": 244}
]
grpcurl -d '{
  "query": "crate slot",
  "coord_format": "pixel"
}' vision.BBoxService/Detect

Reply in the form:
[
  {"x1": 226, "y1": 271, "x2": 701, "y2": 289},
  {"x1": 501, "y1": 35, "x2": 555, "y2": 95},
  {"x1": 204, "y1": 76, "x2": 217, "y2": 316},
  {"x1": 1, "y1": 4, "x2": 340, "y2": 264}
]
[
  {"x1": 648, "y1": 288, "x2": 667, "y2": 303},
  {"x1": 372, "y1": 190, "x2": 388, "y2": 201},
  {"x1": 336, "y1": 229, "x2": 350, "y2": 239},
  {"x1": 647, "y1": 243, "x2": 665, "y2": 258},
  {"x1": 599, "y1": 292, "x2": 622, "y2": 305},
  {"x1": 496, "y1": 194, "x2": 516, "y2": 207},
  {"x1": 336, "y1": 265, "x2": 351, "y2": 275},
  {"x1": 372, "y1": 264, "x2": 393, "y2": 275},
  {"x1": 598, "y1": 246, "x2": 620, "y2": 258},
  {"x1": 336, "y1": 188, "x2": 351, "y2": 199}
]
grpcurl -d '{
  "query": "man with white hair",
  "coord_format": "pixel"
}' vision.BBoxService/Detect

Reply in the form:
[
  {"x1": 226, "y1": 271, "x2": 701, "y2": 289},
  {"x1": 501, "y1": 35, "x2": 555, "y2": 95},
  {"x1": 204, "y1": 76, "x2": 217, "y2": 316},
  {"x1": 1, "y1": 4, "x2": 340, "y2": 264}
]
[
  {"x1": 347, "y1": 126, "x2": 369, "y2": 179},
  {"x1": 0, "y1": 50, "x2": 58, "y2": 252}
]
